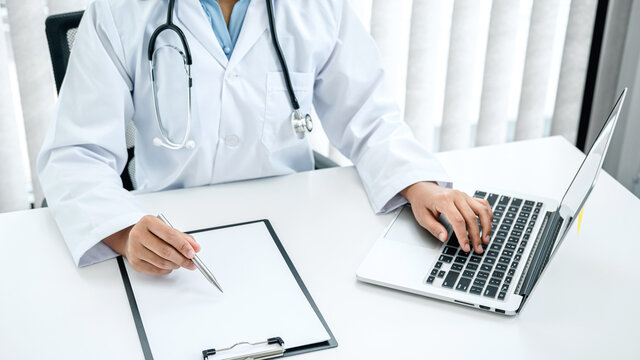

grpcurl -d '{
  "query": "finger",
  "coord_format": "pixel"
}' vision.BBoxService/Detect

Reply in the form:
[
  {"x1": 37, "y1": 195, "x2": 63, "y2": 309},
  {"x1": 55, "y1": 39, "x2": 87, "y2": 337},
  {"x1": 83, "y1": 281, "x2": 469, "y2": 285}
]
[
  {"x1": 442, "y1": 203, "x2": 471, "y2": 252},
  {"x1": 412, "y1": 206, "x2": 448, "y2": 242},
  {"x1": 134, "y1": 243, "x2": 181, "y2": 270},
  {"x1": 455, "y1": 197, "x2": 483, "y2": 254},
  {"x1": 129, "y1": 258, "x2": 172, "y2": 275},
  {"x1": 470, "y1": 198, "x2": 493, "y2": 244},
  {"x1": 146, "y1": 218, "x2": 196, "y2": 260},
  {"x1": 140, "y1": 228, "x2": 195, "y2": 269},
  {"x1": 185, "y1": 233, "x2": 201, "y2": 253}
]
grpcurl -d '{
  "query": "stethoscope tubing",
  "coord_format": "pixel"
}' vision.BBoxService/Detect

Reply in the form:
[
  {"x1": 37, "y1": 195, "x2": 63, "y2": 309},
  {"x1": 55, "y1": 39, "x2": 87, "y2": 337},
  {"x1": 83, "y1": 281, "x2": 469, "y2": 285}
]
[{"x1": 148, "y1": 0, "x2": 309, "y2": 151}]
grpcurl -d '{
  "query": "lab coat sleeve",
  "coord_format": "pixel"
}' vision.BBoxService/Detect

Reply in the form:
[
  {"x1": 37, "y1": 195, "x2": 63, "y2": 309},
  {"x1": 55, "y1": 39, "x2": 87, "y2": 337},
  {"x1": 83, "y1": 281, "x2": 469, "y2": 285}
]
[
  {"x1": 313, "y1": 0, "x2": 452, "y2": 214},
  {"x1": 37, "y1": 0, "x2": 146, "y2": 267}
]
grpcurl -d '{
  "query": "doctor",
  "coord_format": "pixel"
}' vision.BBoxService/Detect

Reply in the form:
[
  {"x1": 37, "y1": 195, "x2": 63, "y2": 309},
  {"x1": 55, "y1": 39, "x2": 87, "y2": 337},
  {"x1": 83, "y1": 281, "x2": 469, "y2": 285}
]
[{"x1": 38, "y1": 0, "x2": 493, "y2": 275}]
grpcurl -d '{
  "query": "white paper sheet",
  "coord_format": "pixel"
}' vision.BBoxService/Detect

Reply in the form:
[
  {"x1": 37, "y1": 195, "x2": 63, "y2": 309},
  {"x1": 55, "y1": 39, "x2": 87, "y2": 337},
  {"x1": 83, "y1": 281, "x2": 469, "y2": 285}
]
[{"x1": 124, "y1": 221, "x2": 330, "y2": 360}]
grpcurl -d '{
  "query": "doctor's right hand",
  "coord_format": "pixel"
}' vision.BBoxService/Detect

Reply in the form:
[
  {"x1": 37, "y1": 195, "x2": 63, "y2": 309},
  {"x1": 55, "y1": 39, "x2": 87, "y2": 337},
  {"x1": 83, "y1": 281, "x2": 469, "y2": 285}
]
[{"x1": 103, "y1": 215, "x2": 200, "y2": 275}]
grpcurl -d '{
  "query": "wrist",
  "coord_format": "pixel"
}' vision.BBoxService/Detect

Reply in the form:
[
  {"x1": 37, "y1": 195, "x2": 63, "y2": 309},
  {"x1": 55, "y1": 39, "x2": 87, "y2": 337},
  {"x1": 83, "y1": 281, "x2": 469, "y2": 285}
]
[
  {"x1": 400, "y1": 181, "x2": 438, "y2": 203},
  {"x1": 103, "y1": 225, "x2": 133, "y2": 257}
]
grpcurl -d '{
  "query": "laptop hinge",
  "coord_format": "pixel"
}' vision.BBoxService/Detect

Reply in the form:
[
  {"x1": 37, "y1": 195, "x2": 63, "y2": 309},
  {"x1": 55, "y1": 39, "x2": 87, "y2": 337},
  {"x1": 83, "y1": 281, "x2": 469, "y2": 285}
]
[{"x1": 515, "y1": 211, "x2": 564, "y2": 297}]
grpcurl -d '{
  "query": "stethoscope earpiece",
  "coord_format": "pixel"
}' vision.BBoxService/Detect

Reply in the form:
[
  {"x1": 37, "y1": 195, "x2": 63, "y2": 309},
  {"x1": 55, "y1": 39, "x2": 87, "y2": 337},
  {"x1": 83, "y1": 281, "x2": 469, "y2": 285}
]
[
  {"x1": 153, "y1": 137, "x2": 163, "y2": 147},
  {"x1": 185, "y1": 140, "x2": 196, "y2": 150}
]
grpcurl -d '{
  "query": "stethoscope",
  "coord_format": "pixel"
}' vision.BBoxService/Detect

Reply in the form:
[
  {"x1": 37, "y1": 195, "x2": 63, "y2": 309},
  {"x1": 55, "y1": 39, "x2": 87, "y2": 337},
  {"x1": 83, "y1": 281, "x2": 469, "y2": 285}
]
[{"x1": 148, "y1": 0, "x2": 313, "y2": 150}]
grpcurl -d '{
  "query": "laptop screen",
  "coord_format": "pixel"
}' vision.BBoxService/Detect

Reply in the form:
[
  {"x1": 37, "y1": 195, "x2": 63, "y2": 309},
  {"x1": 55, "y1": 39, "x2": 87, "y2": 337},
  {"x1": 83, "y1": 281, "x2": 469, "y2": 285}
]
[
  {"x1": 552, "y1": 89, "x2": 626, "y2": 255},
  {"x1": 518, "y1": 89, "x2": 626, "y2": 304}
]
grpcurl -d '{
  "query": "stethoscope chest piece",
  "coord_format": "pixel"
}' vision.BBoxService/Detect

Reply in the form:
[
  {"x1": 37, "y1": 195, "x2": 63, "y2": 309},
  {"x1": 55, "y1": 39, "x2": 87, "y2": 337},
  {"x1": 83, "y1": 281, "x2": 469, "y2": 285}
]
[{"x1": 291, "y1": 110, "x2": 313, "y2": 139}]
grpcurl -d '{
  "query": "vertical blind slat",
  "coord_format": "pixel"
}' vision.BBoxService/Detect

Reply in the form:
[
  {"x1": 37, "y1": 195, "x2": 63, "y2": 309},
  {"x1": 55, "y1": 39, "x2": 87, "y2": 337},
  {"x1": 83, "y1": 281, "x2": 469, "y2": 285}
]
[
  {"x1": 475, "y1": 0, "x2": 521, "y2": 146},
  {"x1": 6, "y1": 0, "x2": 57, "y2": 207},
  {"x1": 0, "y1": 18, "x2": 29, "y2": 212},
  {"x1": 404, "y1": 0, "x2": 454, "y2": 151},
  {"x1": 550, "y1": 0, "x2": 598, "y2": 143},
  {"x1": 514, "y1": 0, "x2": 563, "y2": 140},
  {"x1": 369, "y1": 0, "x2": 413, "y2": 119},
  {"x1": 439, "y1": 0, "x2": 491, "y2": 151},
  {"x1": 47, "y1": 0, "x2": 87, "y2": 15}
]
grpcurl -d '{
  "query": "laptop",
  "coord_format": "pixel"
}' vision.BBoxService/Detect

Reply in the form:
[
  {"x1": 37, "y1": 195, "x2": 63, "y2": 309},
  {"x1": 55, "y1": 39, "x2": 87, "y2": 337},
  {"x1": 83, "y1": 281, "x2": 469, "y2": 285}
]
[{"x1": 357, "y1": 89, "x2": 627, "y2": 315}]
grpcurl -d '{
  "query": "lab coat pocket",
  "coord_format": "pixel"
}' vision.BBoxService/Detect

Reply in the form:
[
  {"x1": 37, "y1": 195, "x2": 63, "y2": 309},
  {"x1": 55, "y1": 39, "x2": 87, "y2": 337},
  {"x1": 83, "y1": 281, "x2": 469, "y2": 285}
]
[{"x1": 262, "y1": 71, "x2": 314, "y2": 152}]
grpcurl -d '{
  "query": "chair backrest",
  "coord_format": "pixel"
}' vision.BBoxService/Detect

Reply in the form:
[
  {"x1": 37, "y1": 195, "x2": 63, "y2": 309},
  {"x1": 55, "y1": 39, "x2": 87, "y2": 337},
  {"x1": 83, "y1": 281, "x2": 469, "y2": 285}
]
[{"x1": 45, "y1": 11, "x2": 136, "y2": 190}]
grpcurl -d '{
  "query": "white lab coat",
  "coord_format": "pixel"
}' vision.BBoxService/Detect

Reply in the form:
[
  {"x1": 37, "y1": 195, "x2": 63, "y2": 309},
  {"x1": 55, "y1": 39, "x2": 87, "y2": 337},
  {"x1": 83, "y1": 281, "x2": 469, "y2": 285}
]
[{"x1": 37, "y1": 0, "x2": 451, "y2": 267}]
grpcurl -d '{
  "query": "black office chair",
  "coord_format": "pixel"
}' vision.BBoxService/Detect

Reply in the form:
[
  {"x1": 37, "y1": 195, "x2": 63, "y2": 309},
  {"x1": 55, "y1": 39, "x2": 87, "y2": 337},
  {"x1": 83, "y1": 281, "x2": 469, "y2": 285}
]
[{"x1": 44, "y1": 11, "x2": 337, "y2": 192}]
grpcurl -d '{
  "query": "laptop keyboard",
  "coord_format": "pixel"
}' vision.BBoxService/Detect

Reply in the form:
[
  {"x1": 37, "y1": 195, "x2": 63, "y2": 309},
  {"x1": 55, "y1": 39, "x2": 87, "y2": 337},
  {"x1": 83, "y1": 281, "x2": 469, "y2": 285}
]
[{"x1": 426, "y1": 191, "x2": 543, "y2": 301}]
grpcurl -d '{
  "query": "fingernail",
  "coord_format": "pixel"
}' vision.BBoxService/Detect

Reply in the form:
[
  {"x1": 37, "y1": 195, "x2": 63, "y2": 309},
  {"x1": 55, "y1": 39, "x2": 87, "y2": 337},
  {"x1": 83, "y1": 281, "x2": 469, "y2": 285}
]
[
  {"x1": 484, "y1": 235, "x2": 490, "y2": 243},
  {"x1": 190, "y1": 234, "x2": 198, "y2": 243},
  {"x1": 463, "y1": 244, "x2": 470, "y2": 252},
  {"x1": 189, "y1": 263, "x2": 197, "y2": 271},
  {"x1": 476, "y1": 245, "x2": 483, "y2": 253},
  {"x1": 438, "y1": 232, "x2": 446, "y2": 242},
  {"x1": 187, "y1": 249, "x2": 195, "y2": 259}
]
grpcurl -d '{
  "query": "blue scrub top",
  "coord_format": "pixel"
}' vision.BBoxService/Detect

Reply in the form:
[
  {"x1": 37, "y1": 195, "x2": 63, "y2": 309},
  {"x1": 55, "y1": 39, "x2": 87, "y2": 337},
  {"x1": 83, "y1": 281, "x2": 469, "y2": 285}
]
[{"x1": 199, "y1": 0, "x2": 250, "y2": 58}]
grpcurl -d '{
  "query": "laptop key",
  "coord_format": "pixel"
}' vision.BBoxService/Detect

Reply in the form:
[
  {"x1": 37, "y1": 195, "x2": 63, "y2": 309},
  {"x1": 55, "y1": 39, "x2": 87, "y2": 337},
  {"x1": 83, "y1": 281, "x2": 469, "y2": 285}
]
[
  {"x1": 503, "y1": 218, "x2": 513, "y2": 225},
  {"x1": 484, "y1": 285, "x2": 498, "y2": 298},
  {"x1": 470, "y1": 255, "x2": 482, "y2": 263},
  {"x1": 502, "y1": 249, "x2": 514, "y2": 257},
  {"x1": 487, "y1": 194, "x2": 499, "y2": 207},
  {"x1": 501, "y1": 284, "x2": 509, "y2": 292},
  {"x1": 496, "y1": 263, "x2": 507, "y2": 271},
  {"x1": 481, "y1": 264, "x2": 492, "y2": 272},
  {"x1": 474, "y1": 191, "x2": 487, "y2": 198},
  {"x1": 442, "y1": 271, "x2": 460, "y2": 288},
  {"x1": 492, "y1": 270, "x2": 505, "y2": 279},
  {"x1": 515, "y1": 254, "x2": 521, "y2": 261},
  {"x1": 504, "y1": 276, "x2": 513, "y2": 284},
  {"x1": 470, "y1": 286, "x2": 483, "y2": 295},
  {"x1": 525, "y1": 200, "x2": 535, "y2": 206},
  {"x1": 484, "y1": 257, "x2": 496, "y2": 265},
  {"x1": 509, "y1": 206, "x2": 519, "y2": 213},
  {"x1": 439, "y1": 255, "x2": 453, "y2": 263},
  {"x1": 498, "y1": 292, "x2": 506, "y2": 300},
  {"x1": 454, "y1": 256, "x2": 467, "y2": 264},
  {"x1": 431, "y1": 269, "x2": 438, "y2": 276},
  {"x1": 456, "y1": 277, "x2": 471, "y2": 292},
  {"x1": 517, "y1": 247, "x2": 525, "y2": 254},
  {"x1": 489, "y1": 278, "x2": 501, "y2": 286},
  {"x1": 490, "y1": 243, "x2": 501, "y2": 251},
  {"x1": 434, "y1": 261, "x2": 443, "y2": 269},
  {"x1": 499, "y1": 256, "x2": 510, "y2": 264},
  {"x1": 457, "y1": 250, "x2": 470, "y2": 258},
  {"x1": 487, "y1": 250, "x2": 499, "y2": 258},
  {"x1": 511, "y1": 261, "x2": 519, "y2": 269},
  {"x1": 463, "y1": 270, "x2": 475, "y2": 278},
  {"x1": 427, "y1": 276, "x2": 435, "y2": 284},
  {"x1": 438, "y1": 270, "x2": 446, "y2": 278},
  {"x1": 505, "y1": 243, "x2": 516, "y2": 250},
  {"x1": 507, "y1": 269, "x2": 515, "y2": 276},
  {"x1": 494, "y1": 237, "x2": 506, "y2": 244},
  {"x1": 512, "y1": 198, "x2": 522, "y2": 207},
  {"x1": 499, "y1": 196, "x2": 510, "y2": 206},
  {"x1": 466, "y1": 263, "x2": 478, "y2": 271},
  {"x1": 443, "y1": 246, "x2": 457, "y2": 256},
  {"x1": 452, "y1": 263, "x2": 463, "y2": 271},
  {"x1": 477, "y1": 271, "x2": 490, "y2": 279},
  {"x1": 473, "y1": 278, "x2": 486, "y2": 287}
]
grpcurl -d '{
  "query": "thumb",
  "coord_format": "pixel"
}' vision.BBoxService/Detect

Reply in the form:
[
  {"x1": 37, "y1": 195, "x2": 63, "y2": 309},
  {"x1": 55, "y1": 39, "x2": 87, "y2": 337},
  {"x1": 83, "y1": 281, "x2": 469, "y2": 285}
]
[
  {"x1": 414, "y1": 208, "x2": 448, "y2": 243},
  {"x1": 184, "y1": 233, "x2": 201, "y2": 252}
]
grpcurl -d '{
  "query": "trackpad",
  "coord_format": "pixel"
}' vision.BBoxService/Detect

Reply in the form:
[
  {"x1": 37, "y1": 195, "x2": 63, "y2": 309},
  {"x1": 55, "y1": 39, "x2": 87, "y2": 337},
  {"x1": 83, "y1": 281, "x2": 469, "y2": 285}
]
[{"x1": 386, "y1": 207, "x2": 443, "y2": 250}]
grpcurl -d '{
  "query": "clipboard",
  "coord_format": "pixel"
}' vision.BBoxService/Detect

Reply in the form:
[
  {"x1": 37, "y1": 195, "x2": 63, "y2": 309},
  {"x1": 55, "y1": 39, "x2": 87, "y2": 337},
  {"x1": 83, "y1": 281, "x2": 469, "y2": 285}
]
[{"x1": 117, "y1": 219, "x2": 337, "y2": 360}]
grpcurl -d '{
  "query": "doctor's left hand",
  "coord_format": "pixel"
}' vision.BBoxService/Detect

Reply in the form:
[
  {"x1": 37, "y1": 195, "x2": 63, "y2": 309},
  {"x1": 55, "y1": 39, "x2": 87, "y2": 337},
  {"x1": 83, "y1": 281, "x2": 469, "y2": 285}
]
[{"x1": 103, "y1": 215, "x2": 200, "y2": 275}]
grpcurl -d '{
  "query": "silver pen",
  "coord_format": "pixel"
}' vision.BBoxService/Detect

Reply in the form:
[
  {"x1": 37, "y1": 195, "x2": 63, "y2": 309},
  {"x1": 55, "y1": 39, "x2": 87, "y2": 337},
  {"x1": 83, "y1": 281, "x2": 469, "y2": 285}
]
[{"x1": 157, "y1": 214, "x2": 223, "y2": 293}]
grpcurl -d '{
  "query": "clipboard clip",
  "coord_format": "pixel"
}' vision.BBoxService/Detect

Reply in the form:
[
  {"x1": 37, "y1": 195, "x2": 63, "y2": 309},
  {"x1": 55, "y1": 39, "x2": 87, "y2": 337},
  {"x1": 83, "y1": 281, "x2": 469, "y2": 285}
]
[{"x1": 203, "y1": 337, "x2": 285, "y2": 360}]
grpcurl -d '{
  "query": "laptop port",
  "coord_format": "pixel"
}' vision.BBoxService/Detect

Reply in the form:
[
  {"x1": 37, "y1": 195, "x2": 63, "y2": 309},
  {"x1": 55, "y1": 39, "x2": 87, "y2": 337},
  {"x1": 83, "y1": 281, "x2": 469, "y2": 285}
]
[
  {"x1": 495, "y1": 309, "x2": 505, "y2": 314},
  {"x1": 479, "y1": 305, "x2": 490, "y2": 310}
]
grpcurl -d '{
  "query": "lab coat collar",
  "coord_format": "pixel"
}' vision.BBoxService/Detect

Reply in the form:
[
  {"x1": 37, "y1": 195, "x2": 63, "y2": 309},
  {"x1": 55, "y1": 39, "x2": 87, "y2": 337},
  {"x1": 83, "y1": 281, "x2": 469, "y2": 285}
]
[
  {"x1": 227, "y1": 0, "x2": 268, "y2": 69},
  {"x1": 175, "y1": 0, "x2": 229, "y2": 68},
  {"x1": 174, "y1": 0, "x2": 268, "y2": 71}
]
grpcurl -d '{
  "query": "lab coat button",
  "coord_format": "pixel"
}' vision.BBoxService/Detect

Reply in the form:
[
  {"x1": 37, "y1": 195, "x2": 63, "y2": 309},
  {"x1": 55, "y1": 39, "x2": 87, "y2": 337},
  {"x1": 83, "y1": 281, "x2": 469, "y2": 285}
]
[
  {"x1": 225, "y1": 135, "x2": 239, "y2": 147},
  {"x1": 223, "y1": 46, "x2": 231, "y2": 54}
]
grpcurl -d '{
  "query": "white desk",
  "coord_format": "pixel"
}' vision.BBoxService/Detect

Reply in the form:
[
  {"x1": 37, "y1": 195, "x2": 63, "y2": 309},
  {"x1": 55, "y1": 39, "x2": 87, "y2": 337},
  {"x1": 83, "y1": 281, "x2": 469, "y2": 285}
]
[{"x1": 2, "y1": 137, "x2": 639, "y2": 359}]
